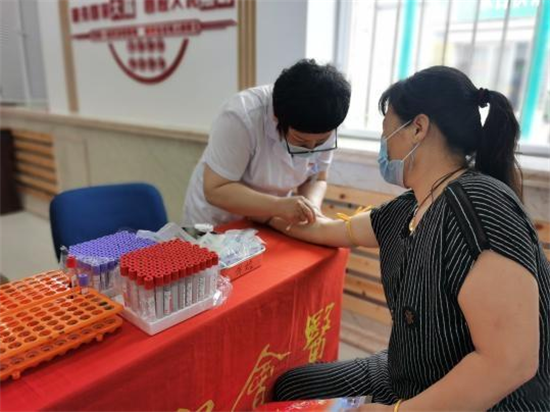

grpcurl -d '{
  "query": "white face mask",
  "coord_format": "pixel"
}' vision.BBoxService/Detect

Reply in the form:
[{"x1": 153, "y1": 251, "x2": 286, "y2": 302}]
[
  {"x1": 378, "y1": 120, "x2": 421, "y2": 187},
  {"x1": 282, "y1": 130, "x2": 337, "y2": 159},
  {"x1": 285, "y1": 141, "x2": 320, "y2": 159}
]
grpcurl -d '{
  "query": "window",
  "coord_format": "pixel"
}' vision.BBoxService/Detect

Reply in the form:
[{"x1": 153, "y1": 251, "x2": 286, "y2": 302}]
[
  {"x1": 336, "y1": 0, "x2": 550, "y2": 155},
  {"x1": 0, "y1": 0, "x2": 48, "y2": 107}
]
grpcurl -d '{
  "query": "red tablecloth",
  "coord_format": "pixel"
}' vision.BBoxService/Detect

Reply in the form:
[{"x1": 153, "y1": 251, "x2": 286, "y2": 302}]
[{"x1": 0, "y1": 222, "x2": 348, "y2": 412}]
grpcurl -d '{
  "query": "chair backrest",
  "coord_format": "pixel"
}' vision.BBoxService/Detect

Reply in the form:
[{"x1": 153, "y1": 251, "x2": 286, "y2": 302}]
[{"x1": 50, "y1": 183, "x2": 168, "y2": 260}]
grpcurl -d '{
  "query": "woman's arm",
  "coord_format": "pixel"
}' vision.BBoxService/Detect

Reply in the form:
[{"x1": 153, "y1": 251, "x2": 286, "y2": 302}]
[
  {"x1": 360, "y1": 251, "x2": 540, "y2": 412},
  {"x1": 268, "y1": 209, "x2": 379, "y2": 249}
]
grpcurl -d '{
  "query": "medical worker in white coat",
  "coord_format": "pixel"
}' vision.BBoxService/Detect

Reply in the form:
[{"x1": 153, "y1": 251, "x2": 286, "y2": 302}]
[{"x1": 183, "y1": 59, "x2": 351, "y2": 227}]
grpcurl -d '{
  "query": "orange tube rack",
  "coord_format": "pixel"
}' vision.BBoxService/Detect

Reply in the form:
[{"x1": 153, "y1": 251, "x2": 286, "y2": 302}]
[
  {"x1": 0, "y1": 270, "x2": 73, "y2": 315},
  {"x1": 0, "y1": 270, "x2": 123, "y2": 381}
]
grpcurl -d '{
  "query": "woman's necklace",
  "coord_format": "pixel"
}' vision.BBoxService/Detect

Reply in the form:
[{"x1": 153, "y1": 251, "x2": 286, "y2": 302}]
[
  {"x1": 408, "y1": 192, "x2": 433, "y2": 234},
  {"x1": 409, "y1": 167, "x2": 467, "y2": 234}
]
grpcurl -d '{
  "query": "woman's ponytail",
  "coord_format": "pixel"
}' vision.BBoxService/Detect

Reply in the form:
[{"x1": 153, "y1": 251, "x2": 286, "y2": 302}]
[{"x1": 475, "y1": 89, "x2": 523, "y2": 199}]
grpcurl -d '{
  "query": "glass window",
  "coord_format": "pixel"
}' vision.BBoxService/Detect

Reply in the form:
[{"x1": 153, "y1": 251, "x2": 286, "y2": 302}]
[{"x1": 337, "y1": 0, "x2": 549, "y2": 152}]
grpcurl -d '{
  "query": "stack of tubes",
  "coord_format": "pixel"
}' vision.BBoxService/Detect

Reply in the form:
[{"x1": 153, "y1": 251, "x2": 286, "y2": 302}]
[
  {"x1": 68, "y1": 231, "x2": 155, "y2": 295},
  {"x1": 119, "y1": 239, "x2": 219, "y2": 322}
]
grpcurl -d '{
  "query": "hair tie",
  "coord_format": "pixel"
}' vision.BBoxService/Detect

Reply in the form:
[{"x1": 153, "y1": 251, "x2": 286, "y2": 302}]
[{"x1": 477, "y1": 88, "x2": 490, "y2": 108}]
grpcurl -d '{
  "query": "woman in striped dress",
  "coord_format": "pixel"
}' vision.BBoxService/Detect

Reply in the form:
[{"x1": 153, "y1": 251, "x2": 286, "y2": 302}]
[{"x1": 266, "y1": 66, "x2": 549, "y2": 411}]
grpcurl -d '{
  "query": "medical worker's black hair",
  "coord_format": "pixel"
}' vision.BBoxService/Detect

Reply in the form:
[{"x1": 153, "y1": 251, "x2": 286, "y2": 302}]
[{"x1": 273, "y1": 59, "x2": 351, "y2": 135}]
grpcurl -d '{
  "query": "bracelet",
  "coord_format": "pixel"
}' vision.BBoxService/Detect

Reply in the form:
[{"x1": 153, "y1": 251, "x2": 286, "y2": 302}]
[{"x1": 394, "y1": 399, "x2": 403, "y2": 412}]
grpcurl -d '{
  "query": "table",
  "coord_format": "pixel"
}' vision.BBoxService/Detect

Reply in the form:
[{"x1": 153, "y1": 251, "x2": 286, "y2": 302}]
[{"x1": 0, "y1": 222, "x2": 349, "y2": 411}]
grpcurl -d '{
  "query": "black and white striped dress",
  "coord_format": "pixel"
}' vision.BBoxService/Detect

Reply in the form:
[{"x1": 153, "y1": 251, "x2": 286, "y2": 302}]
[{"x1": 273, "y1": 171, "x2": 550, "y2": 411}]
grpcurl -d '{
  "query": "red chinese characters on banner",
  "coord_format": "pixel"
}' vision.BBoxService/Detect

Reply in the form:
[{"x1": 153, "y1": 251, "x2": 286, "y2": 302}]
[
  {"x1": 70, "y1": 0, "x2": 236, "y2": 84},
  {"x1": 145, "y1": 0, "x2": 183, "y2": 13},
  {"x1": 72, "y1": 0, "x2": 136, "y2": 23},
  {"x1": 72, "y1": 0, "x2": 234, "y2": 23},
  {"x1": 110, "y1": 0, "x2": 137, "y2": 20}
]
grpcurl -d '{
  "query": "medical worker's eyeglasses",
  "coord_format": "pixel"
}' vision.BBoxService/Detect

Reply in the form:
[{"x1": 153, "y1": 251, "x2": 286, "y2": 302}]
[{"x1": 284, "y1": 129, "x2": 338, "y2": 156}]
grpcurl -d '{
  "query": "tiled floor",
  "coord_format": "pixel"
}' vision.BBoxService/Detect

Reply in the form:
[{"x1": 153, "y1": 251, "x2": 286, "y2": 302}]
[
  {"x1": 0, "y1": 211, "x2": 58, "y2": 282},
  {"x1": 0, "y1": 211, "x2": 374, "y2": 360}
]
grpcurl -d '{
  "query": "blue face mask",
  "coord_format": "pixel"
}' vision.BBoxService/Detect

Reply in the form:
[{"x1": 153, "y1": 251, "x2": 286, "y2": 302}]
[{"x1": 378, "y1": 120, "x2": 421, "y2": 188}]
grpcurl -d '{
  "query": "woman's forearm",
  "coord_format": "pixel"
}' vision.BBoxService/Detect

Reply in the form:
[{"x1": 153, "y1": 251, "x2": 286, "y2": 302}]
[{"x1": 268, "y1": 216, "x2": 353, "y2": 247}]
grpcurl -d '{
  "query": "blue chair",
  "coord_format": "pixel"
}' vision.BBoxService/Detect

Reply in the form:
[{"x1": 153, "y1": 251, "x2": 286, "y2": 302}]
[{"x1": 50, "y1": 183, "x2": 168, "y2": 260}]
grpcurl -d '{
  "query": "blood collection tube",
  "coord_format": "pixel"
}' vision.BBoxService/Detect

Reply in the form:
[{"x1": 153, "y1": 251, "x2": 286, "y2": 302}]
[
  {"x1": 66, "y1": 256, "x2": 78, "y2": 290},
  {"x1": 185, "y1": 264, "x2": 193, "y2": 307},
  {"x1": 99, "y1": 262, "x2": 108, "y2": 292},
  {"x1": 91, "y1": 263, "x2": 101, "y2": 290},
  {"x1": 120, "y1": 265, "x2": 130, "y2": 307},
  {"x1": 163, "y1": 272, "x2": 172, "y2": 316},
  {"x1": 78, "y1": 272, "x2": 89, "y2": 295},
  {"x1": 142, "y1": 276, "x2": 156, "y2": 321},
  {"x1": 171, "y1": 270, "x2": 179, "y2": 312},
  {"x1": 128, "y1": 269, "x2": 138, "y2": 313},
  {"x1": 178, "y1": 267, "x2": 187, "y2": 310},
  {"x1": 136, "y1": 274, "x2": 145, "y2": 316},
  {"x1": 154, "y1": 274, "x2": 164, "y2": 319}
]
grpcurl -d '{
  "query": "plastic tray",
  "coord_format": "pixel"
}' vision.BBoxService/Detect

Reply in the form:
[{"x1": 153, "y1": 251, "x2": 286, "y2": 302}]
[
  {"x1": 119, "y1": 295, "x2": 215, "y2": 336},
  {"x1": 0, "y1": 315, "x2": 123, "y2": 381},
  {"x1": 0, "y1": 290, "x2": 123, "y2": 361},
  {"x1": 0, "y1": 270, "x2": 72, "y2": 315}
]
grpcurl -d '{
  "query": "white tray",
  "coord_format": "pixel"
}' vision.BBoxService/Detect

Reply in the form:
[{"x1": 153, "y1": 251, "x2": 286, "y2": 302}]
[{"x1": 119, "y1": 296, "x2": 215, "y2": 336}]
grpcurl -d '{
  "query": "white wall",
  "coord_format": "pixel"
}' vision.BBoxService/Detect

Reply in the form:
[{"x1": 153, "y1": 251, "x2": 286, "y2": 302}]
[
  {"x1": 255, "y1": 0, "x2": 340, "y2": 85},
  {"x1": 305, "y1": 0, "x2": 337, "y2": 64},
  {"x1": 37, "y1": 0, "x2": 70, "y2": 112},
  {"x1": 255, "y1": 0, "x2": 309, "y2": 86}
]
